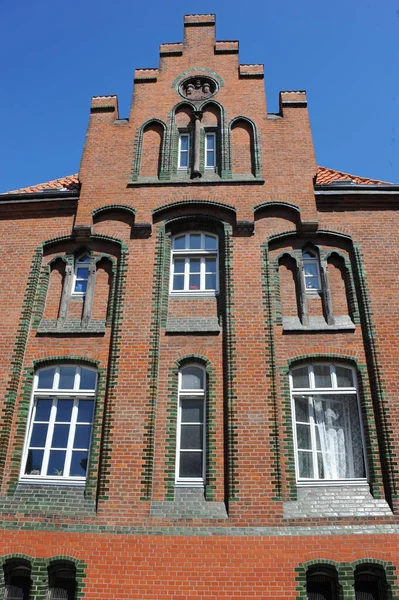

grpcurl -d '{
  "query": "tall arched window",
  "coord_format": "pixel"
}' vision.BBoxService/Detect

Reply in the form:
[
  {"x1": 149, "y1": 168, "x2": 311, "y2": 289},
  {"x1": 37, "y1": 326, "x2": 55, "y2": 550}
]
[
  {"x1": 170, "y1": 232, "x2": 218, "y2": 294},
  {"x1": 302, "y1": 249, "x2": 321, "y2": 292},
  {"x1": 47, "y1": 561, "x2": 77, "y2": 600},
  {"x1": 72, "y1": 254, "x2": 91, "y2": 296},
  {"x1": 290, "y1": 363, "x2": 366, "y2": 482},
  {"x1": 3, "y1": 560, "x2": 31, "y2": 600},
  {"x1": 21, "y1": 365, "x2": 97, "y2": 483},
  {"x1": 176, "y1": 365, "x2": 206, "y2": 485}
]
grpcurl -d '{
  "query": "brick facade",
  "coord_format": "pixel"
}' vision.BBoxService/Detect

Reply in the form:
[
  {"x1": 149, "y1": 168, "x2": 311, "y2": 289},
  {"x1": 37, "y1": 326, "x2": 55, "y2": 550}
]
[{"x1": 1, "y1": 13, "x2": 399, "y2": 598}]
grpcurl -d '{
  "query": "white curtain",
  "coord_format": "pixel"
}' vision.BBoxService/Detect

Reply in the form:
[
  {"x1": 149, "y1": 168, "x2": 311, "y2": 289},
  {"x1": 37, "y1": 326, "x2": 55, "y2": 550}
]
[{"x1": 313, "y1": 397, "x2": 347, "y2": 479}]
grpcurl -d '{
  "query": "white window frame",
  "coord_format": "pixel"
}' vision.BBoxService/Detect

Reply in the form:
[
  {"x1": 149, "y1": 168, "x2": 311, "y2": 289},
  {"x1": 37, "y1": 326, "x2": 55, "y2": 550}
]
[
  {"x1": 20, "y1": 365, "x2": 97, "y2": 485},
  {"x1": 302, "y1": 249, "x2": 321, "y2": 293},
  {"x1": 72, "y1": 254, "x2": 91, "y2": 296},
  {"x1": 289, "y1": 363, "x2": 368, "y2": 486},
  {"x1": 205, "y1": 132, "x2": 216, "y2": 169},
  {"x1": 178, "y1": 133, "x2": 190, "y2": 170},
  {"x1": 175, "y1": 364, "x2": 206, "y2": 487},
  {"x1": 170, "y1": 232, "x2": 219, "y2": 296}
]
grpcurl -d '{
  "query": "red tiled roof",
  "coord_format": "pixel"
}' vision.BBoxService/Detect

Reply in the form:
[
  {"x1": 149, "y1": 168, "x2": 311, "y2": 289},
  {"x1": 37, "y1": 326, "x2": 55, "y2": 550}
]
[
  {"x1": 4, "y1": 167, "x2": 391, "y2": 194},
  {"x1": 316, "y1": 166, "x2": 390, "y2": 185},
  {"x1": 6, "y1": 174, "x2": 80, "y2": 194}
]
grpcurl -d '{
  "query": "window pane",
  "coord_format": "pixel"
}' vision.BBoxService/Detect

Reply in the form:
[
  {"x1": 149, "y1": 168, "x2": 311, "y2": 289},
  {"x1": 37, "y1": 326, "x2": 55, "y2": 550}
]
[
  {"x1": 37, "y1": 368, "x2": 55, "y2": 390},
  {"x1": 304, "y1": 263, "x2": 318, "y2": 277},
  {"x1": 173, "y1": 235, "x2": 186, "y2": 250},
  {"x1": 206, "y1": 134, "x2": 215, "y2": 150},
  {"x1": 79, "y1": 368, "x2": 96, "y2": 390},
  {"x1": 25, "y1": 449, "x2": 44, "y2": 474},
  {"x1": 303, "y1": 250, "x2": 315, "y2": 259},
  {"x1": 205, "y1": 273, "x2": 216, "y2": 290},
  {"x1": 206, "y1": 151, "x2": 215, "y2": 167},
  {"x1": 70, "y1": 451, "x2": 89, "y2": 477},
  {"x1": 295, "y1": 396, "x2": 310, "y2": 422},
  {"x1": 180, "y1": 135, "x2": 189, "y2": 151},
  {"x1": 181, "y1": 399, "x2": 203, "y2": 422},
  {"x1": 173, "y1": 274, "x2": 184, "y2": 291},
  {"x1": 56, "y1": 400, "x2": 73, "y2": 422},
  {"x1": 205, "y1": 257, "x2": 216, "y2": 272},
  {"x1": 204, "y1": 235, "x2": 217, "y2": 250},
  {"x1": 58, "y1": 367, "x2": 76, "y2": 390},
  {"x1": 296, "y1": 424, "x2": 311, "y2": 450},
  {"x1": 181, "y1": 367, "x2": 204, "y2": 390},
  {"x1": 77, "y1": 400, "x2": 94, "y2": 423},
  {"x1": 317, "y1": 452, "x2": 325, "y2": 479},
  {"x1": 73, "y1": 425, "x2": 92, "y2": 449},
  {"x1": 314, "y1": 365, "x2": 332, "y2": 388},
  {"x1": 179, "y1": 452, "x2": 202, "y2": 478},
  {"x1": 189, "y1": 274, "x2": 200, "y2": 290},
  {"x1": 305, "y1": 277, "x2": 319, "y2": 290},
  {"x1": 298, "y1": 451, "x2": 313, "y2": 478},
  {"x1": 189, "y1": 234, "x2": 201, "y2": 249},
  {"x1": 179, "y1": 151, "x2": 188, "y2": 168},
  {"x1": 74, "y1": 280, "x2": 87, "y2": 294},
  {"x1": 76, "y1": 267, "x2": 89, "y2": 279},
  {"x1": 292, "y1": 367, "x2": 309, "y2": 389},
  {"x1": 173, "y1": 259, "x2": 185, "y2": 274},
  {"x1": 180, "y1": 425, "x2": 203, "y2": 449},
  {"x1": 47, "y1": 450, "x2": 66, "y2": 476},
  {"x1": 51, "y1": 425, "x2": 70, "y2": 449},
  {"x1": 336, "y1": 366, "x2": 354, "y2": 388},
  {"x1": 35, "y1": 398, "x2": 52, "y2": 421},
  {"x1": 189, "y1": 258, "x2": 201, "y2": 272},
  {"x1": 30, "y1": 424, "x2": 48, "y2": 447}
]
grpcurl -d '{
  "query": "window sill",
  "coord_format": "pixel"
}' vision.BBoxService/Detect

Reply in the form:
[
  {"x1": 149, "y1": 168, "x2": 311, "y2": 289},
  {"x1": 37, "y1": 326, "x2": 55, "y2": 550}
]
[
  {"x1": 283, "y1": 483, "x2": 392, "y2": 519},
  {"x1": 128, "y1": 175, "x2": 264, "y2": 187},
  {"x1": 166, "y1": 317, "x2": 220, "y2": 334},
  {"x1": 169, "y1": 292, "x2": 218, "y2": 298},
  {"x1": 282, "y1": 315, "x2": 355, "y2": 332},
  {"x1": 37, "y1": 318, "x2": 106, "y2": 335},
  {"x1": 150, "y1": 487, "x2": 228, "y2": 519},
  {"x1": 19, "y1": 477, "x2": 86, "y2": 486}
]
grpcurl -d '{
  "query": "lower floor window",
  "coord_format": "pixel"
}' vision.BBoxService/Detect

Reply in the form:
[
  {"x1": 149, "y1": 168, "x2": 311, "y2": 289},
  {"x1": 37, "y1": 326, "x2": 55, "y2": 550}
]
[
  {"x1": 291, "y1": 363, "x2": 366, "y2": 482},
  {"x1": 21, "y1": 365, "x2": 96, "y2": 482}
]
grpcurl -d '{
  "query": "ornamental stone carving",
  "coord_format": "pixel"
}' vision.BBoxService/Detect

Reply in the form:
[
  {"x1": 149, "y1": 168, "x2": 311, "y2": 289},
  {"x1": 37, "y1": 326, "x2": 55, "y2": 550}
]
[{"x1": 180, "y1": 77, "x2": 217, "y2": 100}]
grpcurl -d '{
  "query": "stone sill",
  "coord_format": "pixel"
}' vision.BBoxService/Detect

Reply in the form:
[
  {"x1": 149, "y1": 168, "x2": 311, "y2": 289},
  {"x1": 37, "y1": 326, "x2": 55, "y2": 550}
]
[
  {"x1": 165, "y1": 317, "x2": 220, "y2": 334},
  {"x1": 37, "y1": 318, "x2": 106, "y2": 335},
  {"x1": 282, "y1": 315, "x2": 355, "y2": 332}
]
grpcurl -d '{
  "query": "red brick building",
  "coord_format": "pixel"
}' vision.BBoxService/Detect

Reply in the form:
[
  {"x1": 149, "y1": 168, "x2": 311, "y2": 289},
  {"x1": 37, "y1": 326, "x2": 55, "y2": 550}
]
[{"x1": 1, "y1": 13, "x2": 399, "y2": 599}]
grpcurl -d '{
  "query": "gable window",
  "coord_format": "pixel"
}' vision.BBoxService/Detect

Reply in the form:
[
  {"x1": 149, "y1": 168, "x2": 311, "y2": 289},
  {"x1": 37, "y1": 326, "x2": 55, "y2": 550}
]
[
  {"x1": 290, "y1": 363, "x2": 366, "y2": 483},
  {"x1": 205, "y1": 132, "x2": 216, "y2": 168},
  {"x1": 178, "y1": 133, "x2": 190, "y2": 169},
  {"x1": 4, "y1": 560, "x2": 31, "y2": 600},
  {"x1": 170, "y1": 232, "x2": 218, "y2": 294},
  {"x1": 47, "y1": 562, "x2": 77, "y2": 600},
  {"x1": 72, "y1": 254, "x2": 91, "y2": 295},
  {"x1": 302, "y1": 249, "x2": 321, "y2": 292},
  {"x1": 21, "y1": 365, "x2": 97, "y2": 483},
  {"x1": 176, "y1": 365, "x2": 206, "y2": 486}
]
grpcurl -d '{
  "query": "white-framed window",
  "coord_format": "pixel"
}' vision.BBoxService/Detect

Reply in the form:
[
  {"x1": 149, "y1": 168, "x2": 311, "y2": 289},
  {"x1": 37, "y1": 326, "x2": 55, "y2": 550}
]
[
  {"x1": 302, "y1": 249, "x2": 321, "y2": 292},
  {"x1": 290, "y1": 363, "x2": 367, "y2": 484},
  {"x1": 175, "y1": 365, "x2": 206, "y2": 486},
  {"x1": 178, "y1": 133, "x2": 190, "y2": 170},
  {"x1": 170, "y1": 232, "x2": 218, "y2": 294},
  {"x1": 20, "y1": 365, "x2": 97, "y2": 484},
  {"x1": 205, "y1": 132, "x2": 216, "y2": 169},
  {"x1": 72, "y1": 254, "x2": 91, "y2": 295}
]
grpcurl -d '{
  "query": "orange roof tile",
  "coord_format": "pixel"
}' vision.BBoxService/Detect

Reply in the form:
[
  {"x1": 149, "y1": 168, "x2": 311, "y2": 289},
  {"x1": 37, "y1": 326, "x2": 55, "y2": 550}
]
[
  {"x1": 316, "y1": 166, "x2": 390, "y2": 185},
  {"x1": 6, "y1": 174, "x2": 79, "y2": 194}
]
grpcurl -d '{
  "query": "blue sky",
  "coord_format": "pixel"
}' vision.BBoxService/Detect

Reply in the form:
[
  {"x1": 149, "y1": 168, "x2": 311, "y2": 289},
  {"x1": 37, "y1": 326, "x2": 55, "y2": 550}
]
[{"x1": 1, "y1": 0, "x2": 398, "y2": 191}]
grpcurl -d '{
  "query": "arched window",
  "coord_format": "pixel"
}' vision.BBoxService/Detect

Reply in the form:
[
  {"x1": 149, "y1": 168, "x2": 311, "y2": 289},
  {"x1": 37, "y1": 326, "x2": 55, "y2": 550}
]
[
  {"x1": 170, "y1": 232, "x2": 218, "y2": 294},
  {"x1": 47, "y1": 561, "x2": 77, "y2": 600},
  {"x1": 176, "y1": 365, "x2": 206, "y2": 485},
  {"x1": 72, "y1": 254, "x2": 91, "y2": 295},
  {"x1": 21, "y1": 365, "x2": 97, "y2": 483},
  {"x1": 355, "y1": 564, "x2": 389, "y2": 600},
  {"x1": 3, "y1": 560, "x2": 31, "y2": 600},
  {"x1": 302, "y1": 249, "x2": 321, "y2": 292},
  {"x1": 290, "y1": 363, "x2": 366, "y2": 482},
  {"x1": 306, "y1": 565, "x2": 339, "y2": 600}
]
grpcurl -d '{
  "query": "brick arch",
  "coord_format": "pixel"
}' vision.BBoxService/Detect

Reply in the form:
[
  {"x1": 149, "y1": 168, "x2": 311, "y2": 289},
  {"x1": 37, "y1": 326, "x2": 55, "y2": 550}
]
[
  {"x1": 91, "y1": 204, "x2": 136, "y2": 224},
  {"x1": 153, "y1": 200, "x2": 236, "y2": 227},
  {"x1": 295, "y1": 559, "x2": 342, "y2": 600},
  {"x1": 131, "y1": 118, "x2": 168, "y2": 181},
  {"x1": 174, "y1": 353, "x2": 212, "y2": 368},
  {"x1": 228, "y1": 115, "x2": 261, "y2": 177}
]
